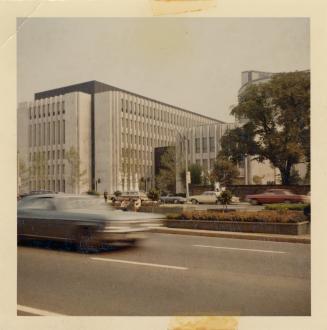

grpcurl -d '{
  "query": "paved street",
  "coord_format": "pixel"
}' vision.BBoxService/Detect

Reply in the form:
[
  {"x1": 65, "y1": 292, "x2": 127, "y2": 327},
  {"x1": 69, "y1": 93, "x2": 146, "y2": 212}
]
[{"x1": 17, "y1": 233, "x2": 310, "y2": 316}]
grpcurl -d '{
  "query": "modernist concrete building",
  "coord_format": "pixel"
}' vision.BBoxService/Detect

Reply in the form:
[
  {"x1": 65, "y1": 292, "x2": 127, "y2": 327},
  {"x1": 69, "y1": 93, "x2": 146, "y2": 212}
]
[
  {"x1": 18, "y1": 81, "x2": 221, "y2": 194},
  {"x1": 175, "y1": 122, "x2": 243, "y2": 193}
]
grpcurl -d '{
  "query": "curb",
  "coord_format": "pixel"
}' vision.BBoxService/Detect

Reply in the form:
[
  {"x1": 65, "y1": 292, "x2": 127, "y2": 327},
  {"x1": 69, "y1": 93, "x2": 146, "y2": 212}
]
[{"x1": 152, "y1": 227, "x2": 311, "y2": 244}]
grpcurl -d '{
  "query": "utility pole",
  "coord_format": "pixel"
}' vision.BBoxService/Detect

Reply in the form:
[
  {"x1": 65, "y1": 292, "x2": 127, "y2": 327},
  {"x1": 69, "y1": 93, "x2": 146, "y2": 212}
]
[{"x1": 184, "y1": 137, "x2": 189, "y2": 199}]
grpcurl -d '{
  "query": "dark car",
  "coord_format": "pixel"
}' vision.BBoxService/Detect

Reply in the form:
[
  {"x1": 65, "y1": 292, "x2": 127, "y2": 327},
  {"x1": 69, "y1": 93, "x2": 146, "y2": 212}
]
[
  {"x1": 17, "y1": 194, "x2": 164, "y2": 251},
  {"x1": 245, "y1": 189, "x2": 310, "y2": 205},
  {"x1": 160, "y1": 194, "x2": 186, "y2": 204}
]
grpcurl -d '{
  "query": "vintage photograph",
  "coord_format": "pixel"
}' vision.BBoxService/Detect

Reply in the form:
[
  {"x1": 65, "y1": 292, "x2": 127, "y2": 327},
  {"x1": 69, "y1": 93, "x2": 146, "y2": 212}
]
[{"x1": 17, "y1": 18, "x2": 310, "y2": 316}]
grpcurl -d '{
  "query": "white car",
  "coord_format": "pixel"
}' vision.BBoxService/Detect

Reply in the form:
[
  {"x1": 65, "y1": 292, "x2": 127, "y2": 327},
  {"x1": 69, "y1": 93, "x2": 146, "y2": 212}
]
[
  {"x1": 188, "y1": 191, "x2": 219, "y2": 204},
  {"x1": 188, "y1": 191, "x2": 240, "y2": 205}
]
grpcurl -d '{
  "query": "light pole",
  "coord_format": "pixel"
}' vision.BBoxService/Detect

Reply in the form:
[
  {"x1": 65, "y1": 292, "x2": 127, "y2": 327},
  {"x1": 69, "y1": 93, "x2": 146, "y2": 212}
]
[{"x1": 176, "y1": 131, "x2": 189, "y2": 199}]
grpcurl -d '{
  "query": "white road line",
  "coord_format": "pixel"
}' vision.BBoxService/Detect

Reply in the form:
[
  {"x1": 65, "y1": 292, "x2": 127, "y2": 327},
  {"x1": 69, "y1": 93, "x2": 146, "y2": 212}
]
[
  {"x1": 193, "y1": 244, "x2": 287, "y2": 254},
  {"x1": 17, "y1": 304, "x2": 67, "y2": 316},
  {"x1": 91, "y1": 257, "x2": 188, "y2": 270}
]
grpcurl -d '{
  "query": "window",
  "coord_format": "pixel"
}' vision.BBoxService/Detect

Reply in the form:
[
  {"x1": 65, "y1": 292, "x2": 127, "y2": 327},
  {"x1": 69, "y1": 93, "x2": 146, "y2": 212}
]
[
  {"x1": 209, "y1": 136, "x2": 215, "y2": 152},
  {"x1": 57, "y1": 120, "x2": 60, "y2": 144},
  {"x1": 53, "y1": 151, "x2": 55, "y2": 160},
  {"x1": 52, "y1": 122, "x2": 55, "y2": 144},
  {"x1": 29, "y1": 108, "x2": 32, "y2": 119},
  {"x1": 48, "y1": 122, "x2": 51, "y2": 144},
  {"x1": 203, "y1": 159, "x2": 208, "y2": 171},
  {"x1": 57, "y1": 150, "x2": 60, "y2": 159},
  {"x1": 195, "y1": 138, "x2": 200, "y2": 153},
  {"x1": 62, "y1": 101, "x2": 65, "y2": 114},
  {"x1": 196, "y1": 159, "x2": 201, "y2": 166},
  {"x1": 28, "y1": 125, "x2": 31, "y2": 147},
  {"x1": 62, "y1": 149, "x2": 65, "y2": 159},
  {"x1": 62, "y1": 120, "x2": 65, "y2": 144},
  {"x1": 202, "y1": 137, "x2": 207, "y2": 153}
]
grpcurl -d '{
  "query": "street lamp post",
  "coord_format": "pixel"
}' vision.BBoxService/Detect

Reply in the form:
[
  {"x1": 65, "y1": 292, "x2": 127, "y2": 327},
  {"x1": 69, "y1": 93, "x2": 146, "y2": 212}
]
[{"x1": 176, "y1": 131, "x2": 189, "y2": 199}]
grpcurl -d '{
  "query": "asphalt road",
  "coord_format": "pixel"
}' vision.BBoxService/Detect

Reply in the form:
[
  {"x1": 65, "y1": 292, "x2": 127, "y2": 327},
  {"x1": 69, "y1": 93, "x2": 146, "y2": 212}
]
[{"x1": 17, "y1": 233, "x2": 310, "y2": 316}]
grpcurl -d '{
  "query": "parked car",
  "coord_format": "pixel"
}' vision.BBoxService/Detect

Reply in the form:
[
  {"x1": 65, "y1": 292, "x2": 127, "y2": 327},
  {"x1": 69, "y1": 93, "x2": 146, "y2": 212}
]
[
  {"x1": 111, "y1": 191, "x2": 149, "y2": 203},
  {"x1": 188, "y1": 191, "x2": 220, "y2": 204},
  {"x1": 245, "y1": 189, "x2": 310, "y2": 205},
  {"x1": 160, "y1": 194, "x2": 186, "y2": 204},
  {"x1": 17, "y1": 194, "x2": 164, "y2": 251}
]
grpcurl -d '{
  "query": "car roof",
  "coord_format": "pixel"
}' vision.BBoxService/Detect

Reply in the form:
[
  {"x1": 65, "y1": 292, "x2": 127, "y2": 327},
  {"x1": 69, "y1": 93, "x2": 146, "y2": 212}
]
[{"x1": 22, "y1": 193, "x2": 99, "y2": 200}]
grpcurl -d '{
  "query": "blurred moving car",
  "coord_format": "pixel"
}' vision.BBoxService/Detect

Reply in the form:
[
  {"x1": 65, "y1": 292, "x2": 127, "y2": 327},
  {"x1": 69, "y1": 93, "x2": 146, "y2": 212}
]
[
  {"x1": 160, "y1": 194, "x2": 186, "y2": 204},
  {"x1": 19, "y1": 190, "x2": 55, "y2": 199},
  {"x1": 245, "y1": 189, "x2": 310, "y2": 205},
  {"x1": 17, "y1": 194, "x2": 164, "y2": 251}
]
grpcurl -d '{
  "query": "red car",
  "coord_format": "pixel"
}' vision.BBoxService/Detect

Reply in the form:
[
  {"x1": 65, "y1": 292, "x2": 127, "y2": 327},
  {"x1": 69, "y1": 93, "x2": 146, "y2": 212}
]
[{"x1": 245, "y1": 189, "x2": 310, "y2": 205}]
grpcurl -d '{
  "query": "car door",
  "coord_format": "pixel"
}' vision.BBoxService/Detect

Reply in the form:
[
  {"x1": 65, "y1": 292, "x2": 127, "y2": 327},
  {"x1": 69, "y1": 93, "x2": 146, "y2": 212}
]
[{"x1": 18, "y1": 197, "x2": 57, "y2": 239}]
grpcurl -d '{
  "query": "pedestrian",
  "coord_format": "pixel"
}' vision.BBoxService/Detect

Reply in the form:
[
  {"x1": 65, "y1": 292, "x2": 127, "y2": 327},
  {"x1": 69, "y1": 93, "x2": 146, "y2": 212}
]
[{"x1": 104, "y1": 190, "x2": 108, "y2": 203}]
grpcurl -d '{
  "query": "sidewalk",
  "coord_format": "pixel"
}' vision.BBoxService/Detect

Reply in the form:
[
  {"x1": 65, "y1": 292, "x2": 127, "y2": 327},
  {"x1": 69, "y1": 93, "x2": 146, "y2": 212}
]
[{"x1": 152, "y1": 227, "x2": 310, "y2": 244}]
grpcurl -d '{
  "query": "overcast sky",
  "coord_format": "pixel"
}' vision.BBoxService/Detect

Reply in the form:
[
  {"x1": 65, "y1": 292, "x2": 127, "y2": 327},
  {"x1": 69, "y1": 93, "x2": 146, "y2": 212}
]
[{"x1": 17, "y1": 18, "x2": 309, "y2": 122}]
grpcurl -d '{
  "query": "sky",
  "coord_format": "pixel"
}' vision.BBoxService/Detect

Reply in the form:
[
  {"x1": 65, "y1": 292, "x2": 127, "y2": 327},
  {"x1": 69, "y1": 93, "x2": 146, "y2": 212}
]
[{"x1": 17, "y1": 18, "x2": 309, "y2": 123}]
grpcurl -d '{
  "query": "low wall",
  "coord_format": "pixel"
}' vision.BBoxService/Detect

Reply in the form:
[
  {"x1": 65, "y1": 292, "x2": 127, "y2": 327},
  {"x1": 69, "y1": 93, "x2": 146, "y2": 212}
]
[{"x1": 165, "y1": 219, "x2": 309, "y2": 235}]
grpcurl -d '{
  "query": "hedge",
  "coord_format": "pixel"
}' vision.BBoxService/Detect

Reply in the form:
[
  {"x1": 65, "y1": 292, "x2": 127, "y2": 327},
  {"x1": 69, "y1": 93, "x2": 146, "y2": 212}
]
[
  {"x1": 166, "y1": 210, "x2": 307, "y2": 224},
  {"x1": 264, "y1": 203, "x2": 309, "y2": 211}
]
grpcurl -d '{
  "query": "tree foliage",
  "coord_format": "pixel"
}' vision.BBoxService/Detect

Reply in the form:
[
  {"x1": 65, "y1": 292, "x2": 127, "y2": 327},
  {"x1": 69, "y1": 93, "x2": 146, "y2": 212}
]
[
  {"x1": 66, "y1": 147, "x2": 88, "y2": 193},
  {"x1": 221, "y1": 71, "x2": 310, "y2": 185},
  {"x1": 211, "y1": 156, "x2": 240, "y2": 186},
  {"x1": 155, "y1": 147, "x2": 176, "y2": 193}
]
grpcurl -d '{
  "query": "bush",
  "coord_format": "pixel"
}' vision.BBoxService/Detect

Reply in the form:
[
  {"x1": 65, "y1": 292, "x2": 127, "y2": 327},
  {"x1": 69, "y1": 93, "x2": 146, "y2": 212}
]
[
  {"x1": 264, "y1": 203, "x2": 309, "y2": 211},
  {"x1": 166, "y1": 210, "x2": 307, "y2": 223},
  {"x1": 87, "y1": 190, "x2": 100, "y2": 196},
  {"x1": 114, "y1": 190, "x2": 122, "y2": 197},
  {"x1": 147, "y1": 189, "x2": 160, "y2": 201},
  {"x1": 217, "y1": 190, "x2": 233, "y2": 207}
]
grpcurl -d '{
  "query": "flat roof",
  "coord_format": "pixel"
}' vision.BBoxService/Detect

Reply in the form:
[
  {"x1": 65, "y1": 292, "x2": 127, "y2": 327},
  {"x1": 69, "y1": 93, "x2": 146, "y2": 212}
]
[{"x1": 35, "y1": 80, "x2": 224, "y2": 123}]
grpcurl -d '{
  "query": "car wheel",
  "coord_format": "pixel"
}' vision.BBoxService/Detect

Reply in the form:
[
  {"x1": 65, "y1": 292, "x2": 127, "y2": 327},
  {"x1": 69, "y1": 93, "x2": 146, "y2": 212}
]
[
  {"x1": 284, "y1": 200, "x2": 291, "y2": 204},
  {"x1": 174, "y1": 199, "x2": 179, "y2": 204},
  {"x1": 191, "y1": 199, "x2": 198, "y2": 205},
  {"x1": 250, "y1": 199, "x2": 258, "y2": 205},
  {"x1": 77, "y1": 228, "x2": 98, "y2": 253}
]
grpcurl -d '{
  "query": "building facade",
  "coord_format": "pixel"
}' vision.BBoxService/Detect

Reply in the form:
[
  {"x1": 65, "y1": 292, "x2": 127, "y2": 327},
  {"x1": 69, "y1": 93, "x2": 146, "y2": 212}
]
[
  {"x1": 175, "y1": 122, "x2": 246, "y2": 193},
  {"x1": 18, "y1": 81, "x2": 221, "y2": 194}
]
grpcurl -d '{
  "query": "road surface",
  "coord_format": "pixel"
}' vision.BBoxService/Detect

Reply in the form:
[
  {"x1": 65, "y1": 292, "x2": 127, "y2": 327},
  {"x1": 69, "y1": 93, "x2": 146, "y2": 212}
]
[{"x1": 17, "y1": 233, "x2": 310, "y2": 316}]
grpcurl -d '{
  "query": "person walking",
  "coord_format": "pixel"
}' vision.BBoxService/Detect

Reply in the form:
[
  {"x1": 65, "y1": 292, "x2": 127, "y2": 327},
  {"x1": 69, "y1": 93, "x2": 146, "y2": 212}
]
[{"x1": 104, "y1": 190, "x2": 108, "y2": 203}]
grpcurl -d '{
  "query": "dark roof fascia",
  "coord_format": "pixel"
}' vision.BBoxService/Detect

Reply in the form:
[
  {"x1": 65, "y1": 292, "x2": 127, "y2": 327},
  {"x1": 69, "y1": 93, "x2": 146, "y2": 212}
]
[{"x1": 34, "y1": 80, "x2": 224, "y2": 124}]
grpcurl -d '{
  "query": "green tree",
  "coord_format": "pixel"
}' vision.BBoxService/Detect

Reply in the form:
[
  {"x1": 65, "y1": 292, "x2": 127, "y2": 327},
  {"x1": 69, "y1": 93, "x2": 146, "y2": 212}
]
[
  {"x1": 211, "y1": 156, "x2": 240, "y2": 186},
  {"x1": 217, "y1": 190, "x2": 233, "y2": 210},
  {"x1": 18, "y1": 156, "x2": 30, "y2": 191},
  {"x1": 155, "y1": 147, "x2": 176, "y2": 193},
  {"x1": 66, "y1": 147, "x2": 88, "y2": 193},
  {"x1": 221, "y1": 71, "x2": 310, "y2": 185}
]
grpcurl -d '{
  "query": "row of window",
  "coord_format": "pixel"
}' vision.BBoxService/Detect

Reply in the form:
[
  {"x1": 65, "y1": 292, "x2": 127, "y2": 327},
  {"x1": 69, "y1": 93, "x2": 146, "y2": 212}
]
[
  {"x1": 121, "y1": 134, "x2": 171, "y2": 148},
  {"x1": 121, "y1": 98, "x2": 210, "y2": 126},
  {"x1": 29, "y1": 164, "x2": 65, "y2": 176},
  {"x1": 122, "y1": 118, "x2": 176, "y2": 136},
  {"x1": 195, "y1": 158, "x2": 216, "y2": 171},
  {"x1": 195, "y1": 137, "x2": 216, "y2": 154},
  {"x1": 28, "y1": 120, "x2": 65, "y2": 147},
  {"x1": 29, "y1": 149, "x2": 65, "y2": 162},
  {"x1": 121, "y1": 163, "x2": 153, "y2": 177},
  {"x1": 29, "y1": 102, "x2": 65, "y2": 120},
  {"x1": 29, "y1": 179, "x2": 65, "y2": 193}
]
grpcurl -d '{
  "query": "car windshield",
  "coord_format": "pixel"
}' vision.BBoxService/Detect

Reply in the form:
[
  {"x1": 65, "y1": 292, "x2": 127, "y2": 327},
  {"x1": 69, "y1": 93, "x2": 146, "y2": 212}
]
[{"x1": 55, "y1": 197, "x2": 114, "y2": 211}]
